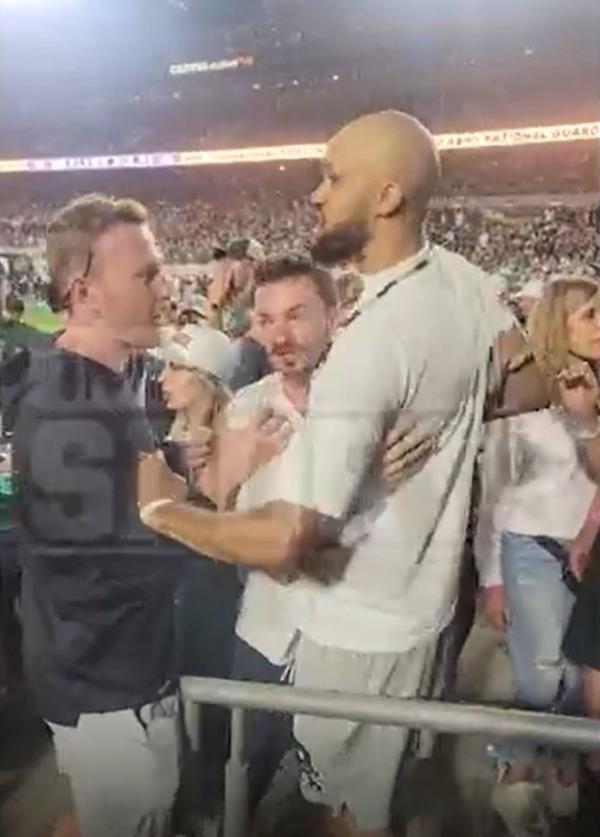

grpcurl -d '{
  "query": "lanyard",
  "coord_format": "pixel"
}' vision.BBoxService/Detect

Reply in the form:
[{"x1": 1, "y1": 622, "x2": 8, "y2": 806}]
[
  {"x1": 315, "y1": 254, "x2": 431, "y2": 373},
  {"x1": 342, "y1": 255, "x2": 430, "y2": 329}
]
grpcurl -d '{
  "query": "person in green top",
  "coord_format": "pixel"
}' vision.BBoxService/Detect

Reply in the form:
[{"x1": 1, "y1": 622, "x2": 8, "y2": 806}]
[
  {"x1": 0, "y1": 293, "x2": 52, "y2": 360},
  {"x1": 0, "y1": 448, "x2": 14, "y2": 533}
]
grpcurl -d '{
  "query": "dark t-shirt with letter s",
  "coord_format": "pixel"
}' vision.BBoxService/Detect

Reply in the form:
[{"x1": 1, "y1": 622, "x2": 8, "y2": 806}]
[{"x1": 11, "y1": 348, "x2": 182, "y2": 725}]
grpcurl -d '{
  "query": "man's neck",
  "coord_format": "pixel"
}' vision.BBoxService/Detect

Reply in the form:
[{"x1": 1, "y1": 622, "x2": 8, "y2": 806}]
[
  {"x1": 56, "y1": 324, "x2": 130, "y2": 373},
  {"x1": 281, "y1": 372, "x2": 311, "y2": 414},
  {"x1": 359, "y1": 225, "x2": 425, "y2": 275}
]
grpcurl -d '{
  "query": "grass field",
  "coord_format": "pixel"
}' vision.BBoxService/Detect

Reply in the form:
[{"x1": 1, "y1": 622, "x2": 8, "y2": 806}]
[{"x1": 23, "y1": 302, "x2": 61, "y2": 334}]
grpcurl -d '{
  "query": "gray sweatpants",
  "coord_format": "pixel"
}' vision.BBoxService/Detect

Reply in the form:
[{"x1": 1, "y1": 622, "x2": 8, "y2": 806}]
[
  {"x1": 49, "y1": 695, "x2": 179, "y2": 837},
  {"x1": 293, "y1": 635, "x2": 438, "y2": 831}
]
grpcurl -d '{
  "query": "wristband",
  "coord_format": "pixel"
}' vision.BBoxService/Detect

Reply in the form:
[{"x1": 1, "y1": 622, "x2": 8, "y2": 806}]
[{"x1": 139, "y1": 497, "x2": 176, "y2": 523}]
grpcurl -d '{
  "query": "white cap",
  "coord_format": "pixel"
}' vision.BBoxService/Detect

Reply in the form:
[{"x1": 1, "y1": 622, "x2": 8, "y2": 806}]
[
  {"x1": 515, "y1": 278, "x2": 544, "y2": 301},
  {"x1": 160, "y1": 325, "x2": 238, "y2": 385},
  {"x1": 246, "y1": 239, "x2": 266, "y2": 261}
]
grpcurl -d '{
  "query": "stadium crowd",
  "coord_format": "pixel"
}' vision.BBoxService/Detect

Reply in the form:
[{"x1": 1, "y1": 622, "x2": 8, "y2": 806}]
[
  {"x1": 1, "y1": 192, "x2": 597, "y2": 281},
  {"x1": 1, "y1": 110, "x2": 600, "y2": 837}
]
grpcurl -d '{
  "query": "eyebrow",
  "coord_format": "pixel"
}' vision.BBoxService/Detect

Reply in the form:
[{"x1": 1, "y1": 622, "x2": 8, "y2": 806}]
[{"x1": 136, "y1": 260, "x2": 161, "y2": 277}]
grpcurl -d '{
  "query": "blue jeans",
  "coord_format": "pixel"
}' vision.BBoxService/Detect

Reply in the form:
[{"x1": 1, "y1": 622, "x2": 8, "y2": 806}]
[{"x1": 493, "y1": 532, "x2": 581, "y2": 768}]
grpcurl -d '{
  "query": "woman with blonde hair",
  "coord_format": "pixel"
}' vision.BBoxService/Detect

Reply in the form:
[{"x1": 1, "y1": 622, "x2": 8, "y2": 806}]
[
  {"x1": 476, "y1": 276, "x2": 600, "y2": 835},
  {"x1": 541, "y1": 278, "x2": 600, "y2": 787},
  {"x1": 528, "y1": 277, "x2": 600, "y2": 397},
  {"x1": 158, "y1": 324, "x2": 294, "y2": 818},
  {"x1": 159, "y1": 324, "x2": 288, "y2": 829}
]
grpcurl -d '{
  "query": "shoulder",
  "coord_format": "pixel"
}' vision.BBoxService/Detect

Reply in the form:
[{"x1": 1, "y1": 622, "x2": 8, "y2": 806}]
[
  {"x1": 432, "y1": 246, "x2": 515, "y2": 334},
  {"x1": 231, "y1": 372, "x2": 279, "y2": 403}
]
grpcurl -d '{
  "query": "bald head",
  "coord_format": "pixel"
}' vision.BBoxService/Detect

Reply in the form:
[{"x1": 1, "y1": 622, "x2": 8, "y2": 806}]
[
  {"x1": 311, "y1": 111, "x2": 440, "y2": 268},
  {"x1": 331, "y1": 111, "x2": 440, "y2": 219}
]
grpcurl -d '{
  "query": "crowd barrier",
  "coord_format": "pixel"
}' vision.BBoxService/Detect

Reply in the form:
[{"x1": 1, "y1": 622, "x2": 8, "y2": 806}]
[{"x1": 181, "y1": 676, "x2": 600, "y2": 837}]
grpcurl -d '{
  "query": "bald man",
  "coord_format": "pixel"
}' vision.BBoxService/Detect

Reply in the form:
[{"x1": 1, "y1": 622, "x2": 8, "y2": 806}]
[{"x1": 139, "y1": 111, "x2": 546, "y2": 832}]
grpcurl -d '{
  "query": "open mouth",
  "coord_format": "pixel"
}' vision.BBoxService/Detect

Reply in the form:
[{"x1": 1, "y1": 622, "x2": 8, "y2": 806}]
[{"x1": 273, "y1": 348, "x2": 297, "y2": 359}]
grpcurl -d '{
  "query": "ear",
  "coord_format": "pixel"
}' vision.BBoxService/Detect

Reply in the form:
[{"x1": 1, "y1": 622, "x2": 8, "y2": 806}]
[
  {"x1": 68, "y1": 276, "x2": 88, "y2": 308},
  {"x1": 71, "y1": 273, "x2": 101, "y2": 317},
  {"x1": 376, "y1": 181, "x2": 404, "y2": 218},
  {"x1": 326, "y1": 309, "x2": 338, "y2": 334}
]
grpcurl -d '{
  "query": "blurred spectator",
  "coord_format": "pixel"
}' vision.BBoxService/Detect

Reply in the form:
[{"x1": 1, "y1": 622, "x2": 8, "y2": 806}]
[
  {"x1": 0, "y1": 293, "x2": 51, "y2": 359},
  {"x1": 1, "y1": 196, "x2": 595, "y2": 283}
]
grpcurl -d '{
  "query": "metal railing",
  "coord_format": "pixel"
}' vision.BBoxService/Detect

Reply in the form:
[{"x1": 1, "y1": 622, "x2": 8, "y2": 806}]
[{"x1": 181, "y1": 676, "x2": 600, "y2": 837}]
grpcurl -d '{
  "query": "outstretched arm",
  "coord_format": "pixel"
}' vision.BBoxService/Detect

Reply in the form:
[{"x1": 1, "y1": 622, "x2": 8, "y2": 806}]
[
  {"x1": 138, "y1": 452, "x2": 341, "y2": 577},
  {"x1": 486, "y1": 326, "x2": 550, "y2": 420},
  {"x1": 557, "y1": 362, "x2": 600, "y2": 482}
]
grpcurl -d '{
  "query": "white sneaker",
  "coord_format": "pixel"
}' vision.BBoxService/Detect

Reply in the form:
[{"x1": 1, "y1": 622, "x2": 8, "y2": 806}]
[{"x1": 491, "y1": 780, "x2": 551, "y2": 837}]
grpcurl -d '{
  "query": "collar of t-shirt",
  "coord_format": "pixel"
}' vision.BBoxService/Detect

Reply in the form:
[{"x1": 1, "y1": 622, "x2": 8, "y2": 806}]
[
  {"x1": 358, "y1": 243, "x2": 432, "y2": 308},
  {"x1": 266, "y1": 372, "x2": 303, "y2": 425}
]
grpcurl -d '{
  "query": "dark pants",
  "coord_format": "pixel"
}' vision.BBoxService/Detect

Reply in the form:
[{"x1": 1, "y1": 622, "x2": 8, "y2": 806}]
[
  {"x1": 0, "y1": 532, "x2": 22, "y2": 694},
  {"x1": 230, "y1": 637, "x2": 293, "y2": 812},
  {"x1": 174, "y1": 556, "x2": 241, "y2": 820}
]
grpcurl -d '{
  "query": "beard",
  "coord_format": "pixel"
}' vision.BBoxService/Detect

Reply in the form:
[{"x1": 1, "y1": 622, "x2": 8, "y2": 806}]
[{"x1": 311, "y1": 221, "x2": 370, "y2": 267}]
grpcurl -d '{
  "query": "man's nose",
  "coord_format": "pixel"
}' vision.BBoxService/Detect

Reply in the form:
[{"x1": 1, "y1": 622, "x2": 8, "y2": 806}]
[
  {"x1": 154, "y1": 273, "x2": 168, "y2": 300},
  {"x1": 272, "y1": 323, "x2": 292, "y2": 344},
  {"x1": 311, "y1": 182, "x2": 326, "y2": 207}
]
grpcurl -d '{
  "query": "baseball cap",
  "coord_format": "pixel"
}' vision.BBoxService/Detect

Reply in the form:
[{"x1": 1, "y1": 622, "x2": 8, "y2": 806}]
[
  {"x1": 515, "y1": 278, "x2": 544, "y2": 301},
  {"x1": 227, "y1": 238, "x2": 266, "y2": 262},
  {"x1": 160, "y1": 325, "x2": 239, "y2": 385}
]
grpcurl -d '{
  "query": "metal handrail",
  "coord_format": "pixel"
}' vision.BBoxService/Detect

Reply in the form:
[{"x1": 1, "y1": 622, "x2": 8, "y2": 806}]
[
  {"x1": 181, "y1": 676, "x2": 600, "y2": 837},
  {"x1": 181, "y1": 676, "x2": 600, "y2": 752}
]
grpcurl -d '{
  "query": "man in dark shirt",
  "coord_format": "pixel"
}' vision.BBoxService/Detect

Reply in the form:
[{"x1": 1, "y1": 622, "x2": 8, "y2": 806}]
[
  {"x1": 230, "y1": 335, "x2": 271, "y2": 391},
  {"x1": 11, "y1": 194, "x2": 186, "y2": 837}
]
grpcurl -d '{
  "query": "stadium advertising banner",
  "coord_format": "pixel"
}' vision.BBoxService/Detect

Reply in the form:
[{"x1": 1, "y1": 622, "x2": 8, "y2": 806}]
[
  {"x1": 0, "y1": 121, "x2": 598, "y2": 175},
  {"x1": 435, "y1": 121, "x2": 600, "y2": 150},
  {"x1": 169, "y1": 55, "x2": 255, "y2": 75}
]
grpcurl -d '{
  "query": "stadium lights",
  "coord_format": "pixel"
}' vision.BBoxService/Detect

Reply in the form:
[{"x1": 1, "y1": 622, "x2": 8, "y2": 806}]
[
  {"x1": 0, "y1": 120, "x2": 597, "y2": 175},
  {"x1": 0, "y1": 0, "x2": 74, "y2": 5}
]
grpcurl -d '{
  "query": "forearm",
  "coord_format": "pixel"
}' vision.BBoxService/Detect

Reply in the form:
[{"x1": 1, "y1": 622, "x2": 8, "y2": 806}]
[
  {"x1": 142, "y1": 499, "x2": 308, "y2": 572},
  {"x1": 492, "y1": 362, "x2": 550, "y2": 419},
  {"x1": 486, "y1": 327, "x2": 550, "y2": 420},
  {"x1": 580, "y1": 439, "x2": 600, "y2": 485},
  {"x1": 584, "y1": 488, "x2": 600, "y2": 522},
  {"x1": 196, "y1": 457, "x2": 239, "y2": 511},
  {"x1": 475, "y1": 528, "x2": 503, "y2": 589}
]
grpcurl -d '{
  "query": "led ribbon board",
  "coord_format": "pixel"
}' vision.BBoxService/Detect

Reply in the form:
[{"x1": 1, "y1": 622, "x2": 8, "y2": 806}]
[{"x1": 0, "y1": 121, "x2": 598, "y2": 174}]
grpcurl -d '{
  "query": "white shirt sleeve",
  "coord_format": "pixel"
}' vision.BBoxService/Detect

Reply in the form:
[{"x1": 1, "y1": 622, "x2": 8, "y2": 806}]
[
  {"x1": 261, "y1": 316, "x2": 409, "y2": 520},
  {"x1": 473, "y1": 418, "x2": 514, "y2": 588}
]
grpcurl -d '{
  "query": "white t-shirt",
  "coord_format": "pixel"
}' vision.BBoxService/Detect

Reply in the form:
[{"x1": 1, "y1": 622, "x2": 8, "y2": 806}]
[
  {"x1": 227, "y1": 374, "x2": 310, "y2": 665},
  {"x1": 256, "y1": 244, "x2": 514, "y2": 653},
  {"x1": 475, "y1": 410, "x2": 597, "y2": 588}
]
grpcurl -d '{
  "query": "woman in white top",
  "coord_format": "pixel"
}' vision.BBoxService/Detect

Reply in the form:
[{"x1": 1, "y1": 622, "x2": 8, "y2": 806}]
[
  {"x1": 476, "y1": 277, "x2": 600, "y2": 835},
  {"x1": 539, "y1": 280, "x2": 600, "y2": 784}
]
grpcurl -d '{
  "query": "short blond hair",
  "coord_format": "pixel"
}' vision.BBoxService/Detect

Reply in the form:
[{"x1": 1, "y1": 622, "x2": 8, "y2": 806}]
[
  {"x1": 46, "y1": 193, "x2": 148, "y2": 311},
  {"x1": 528, "y1": 277, "x2": 599, "y2": 397}
]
